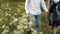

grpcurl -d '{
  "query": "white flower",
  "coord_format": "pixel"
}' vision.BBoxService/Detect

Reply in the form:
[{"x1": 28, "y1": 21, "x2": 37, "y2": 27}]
[
  {"x1": 9, "y1": 23, "x2": 12, "y2": 25},
  {"x1": 17, "y1": 8, "x2": 20, "y2": 12},
  {"x1": 2, "y1": 29, "x2": 9, "y2": 34},
  {"x1": 9, "y1": 7, "x2": 12, "y2": 10},
  {"x1": 13, "y1": 30, "x2": 20, "y2": 34},
  {"x1": 2, "y1": 25, "x2": 6, "y2": 29},
  {"x1": 40, "y1": 32, "x2": 43, "y2": 34},
  {"x1": 22, "y1": 15, "x2": 26, "y2": 18},
  {"x1": 14, "y1": 13, "x2": 17, "y2": 15},
  {"x1": 6, "y1": 3, "x2": 9, "y2": 7},
  {"x1": 12, "y1": 18, "x2": 18, "y2": 23},
  {"x1": 1, "y1": 4, "x2": 6, "y2": 7}
]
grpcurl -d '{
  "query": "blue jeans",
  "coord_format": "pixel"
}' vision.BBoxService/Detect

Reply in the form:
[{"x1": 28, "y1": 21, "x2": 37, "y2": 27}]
[{"x1": 30, "y1": 14, "x2": 41, "y2": 34}]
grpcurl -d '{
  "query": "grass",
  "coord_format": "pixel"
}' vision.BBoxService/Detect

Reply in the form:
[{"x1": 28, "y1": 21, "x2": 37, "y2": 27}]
[{"x1": 0, "y1": 1, "x2": 60, "y2": 34}]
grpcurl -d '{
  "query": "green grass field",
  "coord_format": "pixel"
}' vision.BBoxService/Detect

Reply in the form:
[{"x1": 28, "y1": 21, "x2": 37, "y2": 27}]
[{"x1": 0, "y1": 1, "x2": 60, "y2": 34}]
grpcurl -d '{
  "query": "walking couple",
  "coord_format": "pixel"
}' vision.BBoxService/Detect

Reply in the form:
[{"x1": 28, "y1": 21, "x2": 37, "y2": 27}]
[{"x1": 25, "y1": 0, "x2": 60, "y2": 34}]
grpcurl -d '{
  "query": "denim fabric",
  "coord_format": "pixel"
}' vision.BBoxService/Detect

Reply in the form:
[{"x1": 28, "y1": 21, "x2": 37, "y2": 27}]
[{"x1": 30, "y1": 14, "x2": 41, "y2": 34}]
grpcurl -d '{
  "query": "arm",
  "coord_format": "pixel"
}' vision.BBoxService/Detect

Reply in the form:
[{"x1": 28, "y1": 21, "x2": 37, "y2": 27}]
[
  {"x1": 48, "y1": 0, "x2": 50, "y2": 9},
  {"x1": 40, "y1": 0, "x2": 48, "y2": 12},
  {"x1": 25, "y1": 0, "x2": 30, "y2": 13}
]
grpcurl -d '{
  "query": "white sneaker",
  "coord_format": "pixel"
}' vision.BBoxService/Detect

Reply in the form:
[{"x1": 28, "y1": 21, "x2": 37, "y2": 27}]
[{"x1": 40, "y1": 32, "x2": 43, "y2": 34}]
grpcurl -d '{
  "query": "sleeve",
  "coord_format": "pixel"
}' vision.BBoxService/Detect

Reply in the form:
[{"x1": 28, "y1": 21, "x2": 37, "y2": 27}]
[
  {"x1": 40, "y1": 0, "x2": 48, "y2": 12},
  {"x1": 25, "y1": 0, "x2": 30, "y2": 13}
]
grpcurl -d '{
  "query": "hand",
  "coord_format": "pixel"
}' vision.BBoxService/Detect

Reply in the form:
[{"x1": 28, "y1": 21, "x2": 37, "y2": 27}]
[
  {"x1": 26, "y1": 13, "x2": 31, "y2": 17},
  {"x1": 45, "y1": 12, "x2": 48, "y2": 17}
]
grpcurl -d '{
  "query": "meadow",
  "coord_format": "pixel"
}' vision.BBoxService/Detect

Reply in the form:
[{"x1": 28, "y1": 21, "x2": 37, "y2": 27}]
[{"x1": 0, "y1": 0, "x2": 60, "y2": 34}]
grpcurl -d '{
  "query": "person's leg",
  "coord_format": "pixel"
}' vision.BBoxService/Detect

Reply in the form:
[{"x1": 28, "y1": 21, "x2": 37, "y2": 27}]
[
  {"x1": 30, "y1": 14, "x2": 36, "y2": 34},
  {"x1": 53, "y1": 27, "x2": 58, "y2": 34},
  {"x1": 30, "y1": 14, "x2": 41, "y2": 34},
  {"x1": 30, "y1": 15, "x2": 36, "y2": 27},
  {"x1": 35, "y1": 15, "x2": 41, "y2": 34},
  {"x1": 54, "y1": 27, "x2": 58, "y2": 34},
  {"x1": 51, "y1": 26, "x2": 58, "y2": 34},
  {"x1": 27, "y1": 15, "x2": 36, "y2": 34}
]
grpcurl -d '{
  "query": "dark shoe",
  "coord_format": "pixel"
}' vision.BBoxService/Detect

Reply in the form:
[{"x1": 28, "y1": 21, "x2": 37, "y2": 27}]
[{"x1": 27, "y1": 29, "x2": 32, "y2": 34}]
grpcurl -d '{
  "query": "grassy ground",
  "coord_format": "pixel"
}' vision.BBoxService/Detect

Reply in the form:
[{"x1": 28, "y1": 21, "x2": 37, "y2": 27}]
[{"x1": 0, "y1": 1, "x2": 60, "y2": 34}]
